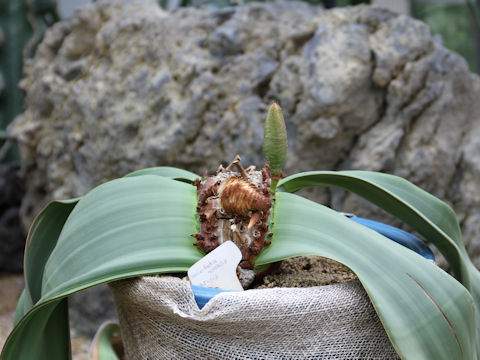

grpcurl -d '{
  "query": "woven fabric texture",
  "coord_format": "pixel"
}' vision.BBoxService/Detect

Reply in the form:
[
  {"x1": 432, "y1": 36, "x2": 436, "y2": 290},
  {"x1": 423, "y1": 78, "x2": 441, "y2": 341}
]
[{"x1": 110, "y1": 276, "x2": 400, "y2": 359}]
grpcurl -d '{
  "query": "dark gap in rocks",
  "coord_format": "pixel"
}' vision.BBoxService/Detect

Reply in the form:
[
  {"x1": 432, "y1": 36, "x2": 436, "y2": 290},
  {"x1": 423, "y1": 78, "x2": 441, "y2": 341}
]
[
  {"x1": 291, "y1": 31, "x2": 316, "y2": 52},
  {"x1": 0, "y1": 163, "x2": 26, "y2": 273},
  {"x1": 257, "y1": 75, "x2": 273, "y2": 99}
]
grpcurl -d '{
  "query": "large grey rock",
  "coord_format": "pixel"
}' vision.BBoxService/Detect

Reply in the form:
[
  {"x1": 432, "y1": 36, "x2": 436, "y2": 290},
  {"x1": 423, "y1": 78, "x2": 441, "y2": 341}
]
[{"x1": 10, "y1": 0, "x2": 480, "y2": 272}]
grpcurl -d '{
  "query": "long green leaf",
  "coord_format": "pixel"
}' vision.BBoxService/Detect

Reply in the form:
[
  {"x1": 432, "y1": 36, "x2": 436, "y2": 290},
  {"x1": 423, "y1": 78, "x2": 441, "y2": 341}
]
[
  {"x1": 3, "y1": 299, "x2": 71, "y2": 360},
  {"x1": 256, "y1": 192, "x2": 476, "y2": 360},
  {"x1": 41, "y1": 175, "x2": 201, "y2": 300},
  {"x1": 4, "y1": 199, "x2": 78, "y2": 359},
  {"x1": 124, "y1": 166, "x2": 200, "y2": 183},
  {"x1": 23, "y1": 200, "x2": 79, "y2": 310},
  {"x1": 278, "y1": 171, "x2": 467, "y2": 280},
  {"x1": 278, "y1": 170, "x2": 480, "y2": 357},
  {"x1": 13, "y1": 290, "x2": 26, "y2": 326},
  {"x1": 1, "y1": 175, "x2": 201, "y2": 360}
]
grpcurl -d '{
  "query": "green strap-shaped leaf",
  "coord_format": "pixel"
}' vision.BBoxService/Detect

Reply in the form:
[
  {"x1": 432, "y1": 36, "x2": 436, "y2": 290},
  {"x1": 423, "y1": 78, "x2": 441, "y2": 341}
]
[
  {"x1": 1, "y1": 175, "x2": 201, "y2": 360},
  {"x1": 124, "y1": 166, "x2": 200, "y2": 183},
  {"x1": 4, "y1": 199, "x2": 79, "y2": 359},
  {"x1": 40, "y1": 175, "x2": 201, "y2": 300},
  {"x1": 278, "y1": 170, "x2": 480, "y2": 358},
  {"x1": 23, "y1": 200, "x2": 79, "y2": 309},
  {"x1": 13, "y1": 290, "x2": 26, "y2": 326},
  {"x1": 4, "y1": 299, "x2": 71, "y2": 360},
  {"x1": 256, "y1": 192, "x2": 476, "y2": 360}
]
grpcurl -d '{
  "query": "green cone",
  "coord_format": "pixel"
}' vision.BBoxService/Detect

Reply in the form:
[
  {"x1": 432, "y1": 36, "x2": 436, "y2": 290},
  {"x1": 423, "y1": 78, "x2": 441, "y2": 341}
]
[{"x1": 263, "y1": 103, "x2": 287, "y2": 177}]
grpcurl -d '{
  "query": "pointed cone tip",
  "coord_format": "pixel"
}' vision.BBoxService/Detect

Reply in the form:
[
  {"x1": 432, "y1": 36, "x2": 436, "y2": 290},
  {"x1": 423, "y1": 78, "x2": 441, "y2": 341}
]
[
  {"x1": 270, "y1": 102, "x2": 280, "y2": 109},
  {"x1": 268, "y1": 102, "x2": 282, "y2": 114}
]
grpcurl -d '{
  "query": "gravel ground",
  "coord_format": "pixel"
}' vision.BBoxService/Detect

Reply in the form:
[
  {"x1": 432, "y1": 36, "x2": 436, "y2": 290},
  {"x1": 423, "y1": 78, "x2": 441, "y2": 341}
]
[
  {"x1": 0, "y1": 273, "x2": 91, "y2": 359},
  {"x1": 256, "y1": 256, "x2": 357, "y2": 288}
]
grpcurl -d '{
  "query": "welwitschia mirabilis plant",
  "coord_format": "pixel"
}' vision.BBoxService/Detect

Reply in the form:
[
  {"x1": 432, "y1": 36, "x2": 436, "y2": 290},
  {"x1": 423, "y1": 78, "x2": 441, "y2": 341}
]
[{"x1": 1, "y1": 104, "x2": 479, "y2": 360}]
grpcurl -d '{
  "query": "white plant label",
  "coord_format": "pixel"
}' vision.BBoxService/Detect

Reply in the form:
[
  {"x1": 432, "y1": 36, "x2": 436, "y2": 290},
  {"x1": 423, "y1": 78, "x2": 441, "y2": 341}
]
[{"x1": 188, "y1": 241, "x2": 244, "y2": 291}]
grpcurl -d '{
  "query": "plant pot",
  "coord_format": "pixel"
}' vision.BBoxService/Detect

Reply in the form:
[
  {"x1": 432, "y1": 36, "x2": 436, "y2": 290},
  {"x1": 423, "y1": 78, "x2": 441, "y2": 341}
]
[{"x1": 110, "y1": 276, "x2": 401, "y2": 359}]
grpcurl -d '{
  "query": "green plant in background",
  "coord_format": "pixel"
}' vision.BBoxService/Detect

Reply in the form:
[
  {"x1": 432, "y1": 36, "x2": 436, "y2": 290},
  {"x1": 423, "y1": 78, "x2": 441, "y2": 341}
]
[
  {"x1": 2, "y1": 103, "x2": 479, "y2": 359},
  {"x1": 413, "y1": 1, "x2": 477, "y2": 72},
  {"x1": 158, "y1": 0, "x2": 370, "y2": 11},
  {"x1": 0, "y1": 0, "x2": 58, "y2": 163}
]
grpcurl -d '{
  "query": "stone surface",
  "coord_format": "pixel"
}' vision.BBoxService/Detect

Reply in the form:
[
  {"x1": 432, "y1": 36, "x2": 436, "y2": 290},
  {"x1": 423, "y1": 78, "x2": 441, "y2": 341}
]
[
  {"x1": 0, "y1": 164, "x2": 25, "y2": 272},
  {"x1": 10, "y1": 0, "x2": 480, "y2": 273}
]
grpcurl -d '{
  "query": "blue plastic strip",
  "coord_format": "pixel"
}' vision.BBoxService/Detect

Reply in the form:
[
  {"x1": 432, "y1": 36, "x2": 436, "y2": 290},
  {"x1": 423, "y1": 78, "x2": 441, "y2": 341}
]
[
  {"x1": 190, "y1": 285, "x2": 237, "y2": 309},
  {"x1": 349, "y1": 216, "x2": 435, "y2": 261}
]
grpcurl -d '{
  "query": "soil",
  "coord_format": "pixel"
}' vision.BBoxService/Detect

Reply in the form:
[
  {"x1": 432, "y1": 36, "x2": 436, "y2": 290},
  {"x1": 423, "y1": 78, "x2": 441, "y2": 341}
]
[
  {"x1": 255, "y1": 256, "x2": 357, "y2": 289},
  {"x1": 0, "y1": 273, "x2": 91, "y2": 359},
  {"x1": 0, "y1": 273, "x2": 24, "y2": 351}
]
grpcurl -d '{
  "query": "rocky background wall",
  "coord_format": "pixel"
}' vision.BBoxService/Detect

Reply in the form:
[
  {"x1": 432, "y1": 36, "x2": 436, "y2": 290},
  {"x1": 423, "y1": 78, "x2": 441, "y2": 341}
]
[{"x1": 6, "y1": 0, "x2": 480, "y2": 336}]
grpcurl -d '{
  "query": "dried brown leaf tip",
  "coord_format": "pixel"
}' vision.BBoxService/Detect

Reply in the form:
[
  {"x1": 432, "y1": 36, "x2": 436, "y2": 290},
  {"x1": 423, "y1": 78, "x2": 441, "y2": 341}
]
[{"x1": 192, "y1": 155, "x2": 272, "y2": 288}]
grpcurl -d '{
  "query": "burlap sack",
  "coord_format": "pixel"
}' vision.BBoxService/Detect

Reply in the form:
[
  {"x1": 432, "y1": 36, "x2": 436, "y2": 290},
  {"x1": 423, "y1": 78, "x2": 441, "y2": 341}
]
[{"x1": 110, "y1": 276, "x2": 400, "y2": 359}]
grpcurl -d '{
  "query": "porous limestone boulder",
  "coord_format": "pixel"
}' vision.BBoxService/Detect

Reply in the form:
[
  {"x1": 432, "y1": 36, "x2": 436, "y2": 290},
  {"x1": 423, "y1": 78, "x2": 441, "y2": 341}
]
[{"x1": 11, "y1": 0, "x2": 480, "y2": 268}]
